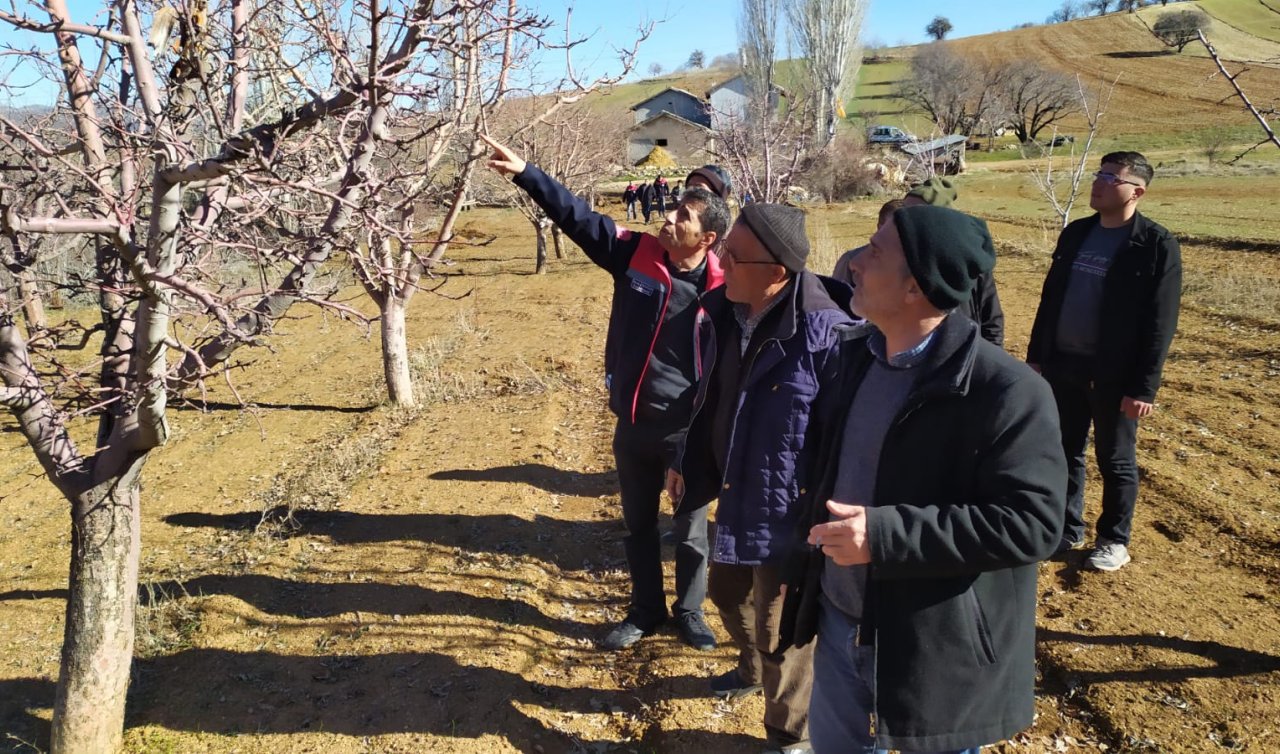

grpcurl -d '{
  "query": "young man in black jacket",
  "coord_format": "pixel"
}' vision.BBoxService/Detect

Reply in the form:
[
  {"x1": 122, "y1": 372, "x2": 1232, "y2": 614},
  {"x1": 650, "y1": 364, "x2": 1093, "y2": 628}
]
[
  {"x1": 1027, "y1": 151, "x2": 1182, "y2": 572},
  {"x1": 783, "y1": 205, "x2": 1065, "y2": 753},
  {"x1": 482, "y1": 134, "x2": 731, "y2": 651}
]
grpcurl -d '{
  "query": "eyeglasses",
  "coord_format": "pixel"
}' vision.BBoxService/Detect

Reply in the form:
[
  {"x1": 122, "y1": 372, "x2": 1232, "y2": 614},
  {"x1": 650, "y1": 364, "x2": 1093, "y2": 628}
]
[
  {"x1": 1092, "y1": 171, "x2": 1144, "y2": 188},
  {"x1": 723, "y1": 247, "x2": 780, "y2": 266}
]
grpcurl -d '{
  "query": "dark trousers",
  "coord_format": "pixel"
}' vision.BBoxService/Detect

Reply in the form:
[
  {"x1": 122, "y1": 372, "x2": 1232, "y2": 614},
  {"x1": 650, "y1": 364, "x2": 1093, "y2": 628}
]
[
  {"x1": 613, "y1": 419, "x2": 709, "y2": 626},
  {"x1": 710, "y1": 560, "x2": 813, "y2": 745},
  {"x1": 1047, "y1": 372, "x2": 1140, "y2": 545}
]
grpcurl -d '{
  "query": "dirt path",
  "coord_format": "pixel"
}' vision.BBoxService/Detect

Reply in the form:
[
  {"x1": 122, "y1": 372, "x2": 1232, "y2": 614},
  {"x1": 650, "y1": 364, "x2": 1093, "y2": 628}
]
[{"x1": 3, "y1": 207, "x2": 1279, "y2": 753}]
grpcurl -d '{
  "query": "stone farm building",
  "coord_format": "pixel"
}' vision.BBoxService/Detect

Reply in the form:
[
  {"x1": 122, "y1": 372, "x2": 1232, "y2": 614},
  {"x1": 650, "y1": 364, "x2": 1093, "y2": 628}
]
[
  {"x1": 627, "y1": 87, "x2": 713, "y2": 165},
  {"x1": 705, "y1": 74, "x2": 785, "y2": 130}
]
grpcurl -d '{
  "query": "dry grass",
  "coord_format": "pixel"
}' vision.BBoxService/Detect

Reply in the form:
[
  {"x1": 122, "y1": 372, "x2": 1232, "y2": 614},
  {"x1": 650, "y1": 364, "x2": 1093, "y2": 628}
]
[
  {"x1": 136, "y1": 581, "x2": 202, "y2": 659},
  {"x1": 1182, "y1": 265, "x2": 1280, "y2": 324}
]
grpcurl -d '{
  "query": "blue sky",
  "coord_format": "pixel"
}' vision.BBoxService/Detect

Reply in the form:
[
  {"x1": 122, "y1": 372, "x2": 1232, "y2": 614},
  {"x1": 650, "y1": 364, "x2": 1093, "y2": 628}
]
[
  {"x1": 525, "y1": 0, "x2": 1073, "y2": 82},
  {"x1": 1, "y1": 0, "x2": 1072, "y2": 106}
]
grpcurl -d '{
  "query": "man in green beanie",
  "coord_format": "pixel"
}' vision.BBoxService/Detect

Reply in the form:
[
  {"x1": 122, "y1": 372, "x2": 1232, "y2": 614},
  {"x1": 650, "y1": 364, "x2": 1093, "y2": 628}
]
[
  {"x1": 832, "y1": 177, "x2": 1004, "y2": 347},
  {"x1": 783, "y1": 204, "x2": 1066, "y2": 753}
]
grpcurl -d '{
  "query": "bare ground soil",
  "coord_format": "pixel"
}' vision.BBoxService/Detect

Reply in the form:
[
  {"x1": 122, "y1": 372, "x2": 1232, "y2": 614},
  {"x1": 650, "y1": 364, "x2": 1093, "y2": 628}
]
[{"x1": 2, "y1": 204, "x2": 1278, "y2": 753}]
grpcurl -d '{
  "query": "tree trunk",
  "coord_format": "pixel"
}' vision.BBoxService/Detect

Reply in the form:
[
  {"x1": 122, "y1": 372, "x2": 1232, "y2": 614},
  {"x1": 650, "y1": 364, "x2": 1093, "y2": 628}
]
[
  {"x1": 380, "y1": 295, "x2": 414, "y2": 407},
  {"x1": 535, "y1": 222, "x2": 548, "y2": 275},
  {"x1": 551, "y1": 226, "x2": 566, "y2": 260},
  {"x1": 52, "y1": 474, "x2": 143, "y2": 754}
]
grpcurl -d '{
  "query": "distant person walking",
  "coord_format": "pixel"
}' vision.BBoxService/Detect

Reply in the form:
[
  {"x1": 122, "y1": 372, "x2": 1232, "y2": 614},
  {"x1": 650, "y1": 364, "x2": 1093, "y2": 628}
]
[
  {"x1": 1027, "y1": 151, "x2": 1182, "y2": 572},
  {"x1": 655, "y1": 175, "x2": 670, "y2": 215},
  {"x1": 640, "y1": 181, "x2": 655, "y2": 223},
  {"x1": 624, "y1": 182, "x2": 639, "y2": 221}
]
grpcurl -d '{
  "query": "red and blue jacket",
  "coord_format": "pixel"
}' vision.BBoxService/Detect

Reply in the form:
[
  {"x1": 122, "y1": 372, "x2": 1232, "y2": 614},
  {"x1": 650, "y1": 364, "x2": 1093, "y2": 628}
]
[{"x1": 512, "y1": 164, "x2": 724, "y2": 424}]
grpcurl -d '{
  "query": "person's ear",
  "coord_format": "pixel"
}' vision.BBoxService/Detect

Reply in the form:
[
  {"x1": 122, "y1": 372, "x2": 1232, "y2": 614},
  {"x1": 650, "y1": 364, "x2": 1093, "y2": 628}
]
[{"x1": 1131, "y1": 184, "x2": 1146, "y2": 202}]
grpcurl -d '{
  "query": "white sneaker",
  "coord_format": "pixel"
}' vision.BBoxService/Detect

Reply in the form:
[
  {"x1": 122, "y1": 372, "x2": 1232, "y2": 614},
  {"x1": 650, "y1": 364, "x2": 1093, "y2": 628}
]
[{"x1": 1086, "y1": 540, "x2": 1131, "y2": 571}]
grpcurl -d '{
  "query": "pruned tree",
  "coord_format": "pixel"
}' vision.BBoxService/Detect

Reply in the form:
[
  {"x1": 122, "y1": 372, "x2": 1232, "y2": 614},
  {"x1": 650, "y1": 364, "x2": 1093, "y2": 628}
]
[
  {"x1": 785, "y1": 0, "x2": 869, "y2": 146},
  {"x1": 1119, "y1": 0, "x2": 1142, "y2": 13},
  {"x1": 1153, "y1": 9, "x2": 1210, "y2": 53},
  {"x1": 0, "y1": 0, "x2": 550, "y2": 750},
  {"x1": 925, "y1": 15, "x2": 953, "y2": 40},
  {"x1": 1196, "y1": 29, "x2": 1280, "y2": 162},
  {"x1": 994, "y1": 60, "x2": 1081, "y2": 143},
  {"x1": 648, "y1": 61, "x2": 665, "y2": 77},
  {"x1": 1028, "y1": 75, "x2": 1119, "y2": 227},
  {"x1": 896, "y1": 43, "x2": 1006, "y2": 137},
  {"x1": 687, "y1": 49, "x2": 706, "y2": 68},
  {"x1": 1088, "y1": 0, "x2": 1114, "y2": 15}
]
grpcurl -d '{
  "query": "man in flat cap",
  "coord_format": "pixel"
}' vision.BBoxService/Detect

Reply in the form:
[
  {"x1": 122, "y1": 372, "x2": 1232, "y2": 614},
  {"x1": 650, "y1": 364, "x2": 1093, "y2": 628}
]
[
  {"x1": 783, "y1": 205, "x2": 1065, "y2": 753},
  {"x1": 668, "y1": 203, "x2": 853, "y2": 754}
]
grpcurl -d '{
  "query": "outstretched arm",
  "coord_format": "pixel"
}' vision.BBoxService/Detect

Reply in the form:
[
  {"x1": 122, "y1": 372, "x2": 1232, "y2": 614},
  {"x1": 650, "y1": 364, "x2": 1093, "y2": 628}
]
[{"x1": 481, "y1": 134, "x2": 639, "y2": 274}]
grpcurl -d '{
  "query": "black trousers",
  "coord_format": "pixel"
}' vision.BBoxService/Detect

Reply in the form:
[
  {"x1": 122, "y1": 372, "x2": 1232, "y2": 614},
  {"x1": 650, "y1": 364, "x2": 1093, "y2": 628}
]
[
  {"x1": 612, "y1": 419, "x2": 709, "y2": 626},
  {"x1": 1047, "y1": 372, "x2": 1140, "y2": 545}
]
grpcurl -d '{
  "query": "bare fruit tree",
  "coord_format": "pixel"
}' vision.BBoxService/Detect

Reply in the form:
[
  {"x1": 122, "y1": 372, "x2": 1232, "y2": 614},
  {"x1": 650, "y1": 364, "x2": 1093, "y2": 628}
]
[
  {"x1": 1028, "y1": 75, "x2": 1119, "y2": 228},
  {"x1": 996, "y1": 61, "x2": 1081, "y2": 144},
  {"x1": 897, "y1": 43, "x2": 1006, "y2": 137},
  {"x1": 0, "y1": 0, "x2": 546, "y2": 751},
  {"x1": 785, "y1": 0, "x2": 869, "y2": 147}
]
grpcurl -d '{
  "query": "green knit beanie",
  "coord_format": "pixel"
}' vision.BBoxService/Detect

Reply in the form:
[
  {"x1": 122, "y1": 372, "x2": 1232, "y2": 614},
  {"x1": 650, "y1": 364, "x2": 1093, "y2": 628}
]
[
  {"x1": 893, "y1": 205, "x2": 995, "y2": 311},
  {"x1": 906, "y1": 176, "x2": 958, "y2": 207}
]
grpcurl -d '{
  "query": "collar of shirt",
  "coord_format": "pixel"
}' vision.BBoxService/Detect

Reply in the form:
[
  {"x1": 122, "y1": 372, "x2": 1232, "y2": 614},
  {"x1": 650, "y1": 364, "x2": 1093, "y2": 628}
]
[
  {"x1": 733, "y1": 283, "x2": 791, "y2": 355},
  {"x1": 867, "y1": 326, "x2": 936, "y2": 369}
]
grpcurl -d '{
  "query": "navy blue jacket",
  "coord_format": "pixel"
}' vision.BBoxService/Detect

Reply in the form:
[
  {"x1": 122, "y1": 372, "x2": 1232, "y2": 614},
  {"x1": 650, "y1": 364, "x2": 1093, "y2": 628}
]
[
  {"x1": 673, "y1": 272, "x2": 853, "y2": 563},
  {"x1": 513, "y1": 164, "x2": 724, "y2": 424},
  {"x1": 782, "y1": 313, "x2": 1066, "y2": 751},
  {"x1": 1027, "y1": 211, "x2": 1181, "y2": 401}
]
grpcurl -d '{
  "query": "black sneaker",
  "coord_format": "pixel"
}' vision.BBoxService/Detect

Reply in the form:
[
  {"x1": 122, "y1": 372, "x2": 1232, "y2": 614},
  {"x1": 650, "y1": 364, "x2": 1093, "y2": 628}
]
[
  {"x1": 675, "y1": 611, "x2": 717, "y2": 651},
  {"x1": 600, "y1": 618, "x2": 663, "y2": 651},
  {"x1": 709, "y1": 668, "x2": 762, "y2": 699}
]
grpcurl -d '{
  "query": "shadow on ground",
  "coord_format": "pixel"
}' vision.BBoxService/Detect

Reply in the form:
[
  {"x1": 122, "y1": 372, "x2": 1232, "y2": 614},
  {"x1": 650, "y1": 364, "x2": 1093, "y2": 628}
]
[
  {"x1": 430, "y1": 463, "x2": 617, "y2": 497},
  {"x1": 0, "y1": 653, "x2": 745, "y2": 753},
  {"x1": 1038, "y1": 629, "x2": 1280, "y2": 683},
  {"x1": 141, "y1": 572, "x2": 596, "y2": 632},
  {"x1": 164, "y1": 509, "x2": 630, "y2": 572}
]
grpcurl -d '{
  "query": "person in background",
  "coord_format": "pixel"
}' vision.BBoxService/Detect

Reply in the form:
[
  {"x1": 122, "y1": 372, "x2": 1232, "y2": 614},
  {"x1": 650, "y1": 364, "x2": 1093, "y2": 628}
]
[
  {"x1": 833, "y1": 178, "x2": 1004, "y2": 347},
  {"x1": 1026, "y1": 151, "x2": 1182, "y2": 571},
  {"x1": 624, "y1": 181, "x2": 639, "y2": 221}
]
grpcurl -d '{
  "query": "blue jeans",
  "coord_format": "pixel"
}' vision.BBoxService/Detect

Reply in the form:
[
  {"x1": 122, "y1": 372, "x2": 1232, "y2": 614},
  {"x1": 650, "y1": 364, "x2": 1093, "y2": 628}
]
[{"x1": 809, "y1": 597, "x2": 982, "y2": 754}]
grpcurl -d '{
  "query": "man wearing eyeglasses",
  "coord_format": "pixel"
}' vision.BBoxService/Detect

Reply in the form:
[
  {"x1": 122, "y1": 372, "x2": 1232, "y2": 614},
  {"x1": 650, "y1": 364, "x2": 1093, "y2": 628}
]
[
  {"x1": 666, "y1": 204, "x2": 853, "y2": 754},
  {"x1": 1027, "y1": 151, "x2": 1182, "y2": 572}
]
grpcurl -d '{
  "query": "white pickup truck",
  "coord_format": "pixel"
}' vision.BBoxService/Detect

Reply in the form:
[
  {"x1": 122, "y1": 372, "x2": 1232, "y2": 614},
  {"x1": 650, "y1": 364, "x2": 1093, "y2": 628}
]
[{"x1": 867, "y1": 125, "x2": 916, "y2": 145}]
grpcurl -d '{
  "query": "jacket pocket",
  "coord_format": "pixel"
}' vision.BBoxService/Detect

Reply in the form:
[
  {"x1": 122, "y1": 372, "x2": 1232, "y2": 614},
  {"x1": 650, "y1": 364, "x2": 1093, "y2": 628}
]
[{"x1": 964, "y1": 587, "x2": 998, "y2": 667}]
